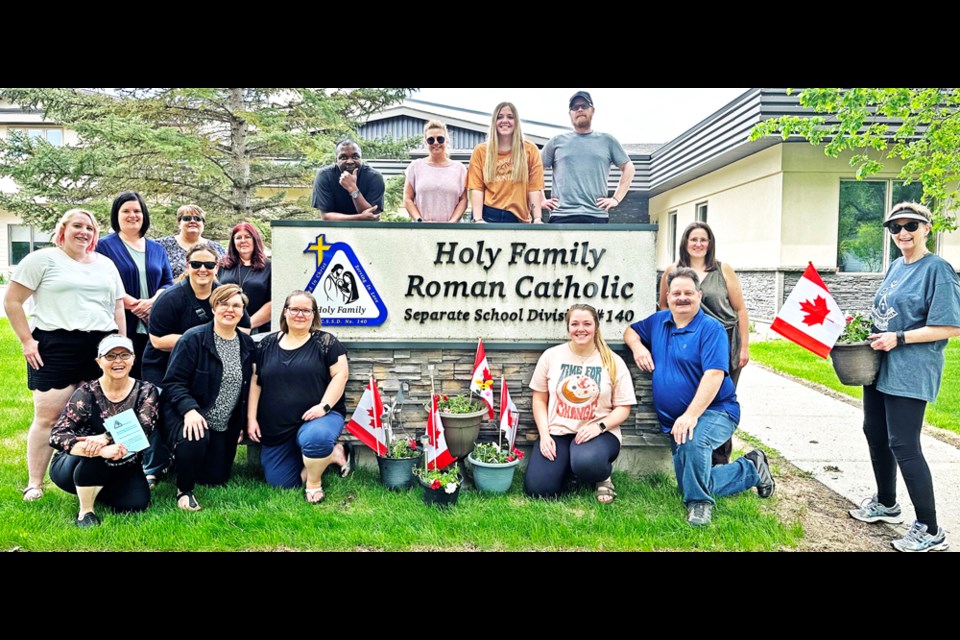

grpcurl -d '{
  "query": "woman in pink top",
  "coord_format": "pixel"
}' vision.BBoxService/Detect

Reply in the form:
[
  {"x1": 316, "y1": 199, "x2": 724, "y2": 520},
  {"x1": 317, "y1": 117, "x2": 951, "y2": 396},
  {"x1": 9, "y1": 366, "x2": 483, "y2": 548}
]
[{"x1": 403, "y1": 120, "x2": 468, "y2": 223}]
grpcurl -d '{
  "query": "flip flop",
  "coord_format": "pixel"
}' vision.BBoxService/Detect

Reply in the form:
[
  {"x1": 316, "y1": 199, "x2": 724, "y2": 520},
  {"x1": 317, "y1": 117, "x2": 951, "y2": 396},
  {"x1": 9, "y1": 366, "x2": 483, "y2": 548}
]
[
  {"x1": 339, "y1": 442, "x2": 355, "y2": 478},
  {"x1": 176, "y1": 491, "x2": 201, "y2": 511},
  {"x1": 305, "y1": 486, "x2": 325, "y2": 504}
]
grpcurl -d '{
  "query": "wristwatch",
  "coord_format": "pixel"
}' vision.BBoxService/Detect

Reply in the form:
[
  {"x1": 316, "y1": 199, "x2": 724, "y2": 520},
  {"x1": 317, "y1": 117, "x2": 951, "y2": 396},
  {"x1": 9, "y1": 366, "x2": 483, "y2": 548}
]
[
  {"x1": 350, "y1": 190, "x2": 360, "y2": 199},
  {"x1": 598, "y1": 421, "x2": 607, "y2": 432},
  {"x1": 322, "y1": 403, "x2": 332, "y2": 415}
]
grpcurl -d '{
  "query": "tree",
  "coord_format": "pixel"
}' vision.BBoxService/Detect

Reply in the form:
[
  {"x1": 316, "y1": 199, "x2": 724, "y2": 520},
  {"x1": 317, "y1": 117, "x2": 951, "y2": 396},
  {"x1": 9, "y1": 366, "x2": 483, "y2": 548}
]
[
  {"x1": 751, "y1": 88, "x2": 960, "y2": 231},
  {"x1": 0, "y1": 88, "x2": 415, "y2": 237}
]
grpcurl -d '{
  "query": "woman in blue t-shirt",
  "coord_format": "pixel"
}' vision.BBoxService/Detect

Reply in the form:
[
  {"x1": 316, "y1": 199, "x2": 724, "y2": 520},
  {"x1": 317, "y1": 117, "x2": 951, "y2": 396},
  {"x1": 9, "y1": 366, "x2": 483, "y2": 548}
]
[
  {"x1": 849, "y1": 202, "x2": 960, "y2": 552},
  {"x1": 247, "y1": 290, "x2": 353, "y2": 504}
]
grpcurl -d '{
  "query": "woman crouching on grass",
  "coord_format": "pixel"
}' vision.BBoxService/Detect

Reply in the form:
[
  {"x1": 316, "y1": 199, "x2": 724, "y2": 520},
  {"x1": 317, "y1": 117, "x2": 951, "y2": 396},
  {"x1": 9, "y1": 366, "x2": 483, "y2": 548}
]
[
  {"x1": 162, "y1": 284, "x2": 255, "y2": 512},
  {"x1": 48, "y1": 335, "x2": 159, "y2": 527}
]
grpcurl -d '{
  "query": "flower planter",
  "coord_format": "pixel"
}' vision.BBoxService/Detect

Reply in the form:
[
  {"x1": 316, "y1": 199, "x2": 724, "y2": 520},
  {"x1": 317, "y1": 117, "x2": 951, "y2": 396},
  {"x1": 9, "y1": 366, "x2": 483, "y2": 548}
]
[
  {"x1": 376, "y1": 454, "x2": 422, "y2": 491},
  {"x1": 433, "y1": 407, "x2": 488, "y2": 459},
  {"x1": 830, "y1": 341, "x2": 882, "y2": 386},
  {"x1": 466, "y1": 454, "x2": 521, "y2": 494},
  {"x1": 420, "y1": 476, "x2": 462, "y2": 508}
]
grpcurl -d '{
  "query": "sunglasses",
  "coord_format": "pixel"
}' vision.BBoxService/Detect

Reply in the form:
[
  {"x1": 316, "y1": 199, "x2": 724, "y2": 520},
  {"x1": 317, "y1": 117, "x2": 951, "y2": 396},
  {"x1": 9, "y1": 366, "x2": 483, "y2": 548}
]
[
  {"x1": 101, "y1": 352, "x2": 133, "y2": 362},
  {"x1": 570, "y1": 103, "x2": 591, "y2": 112},
  {"x1": 189, "y1": 260, "x2": 217, "y2": 270},
  {"x1": 425, "y1": 136, "x2": 445, "y2": 145},
  {"x1": 179, "y1": 215, "x2": 204, "y2": 223},
  {"x1": 888, "y1": 221, "x2": 921, "y2": 234}
]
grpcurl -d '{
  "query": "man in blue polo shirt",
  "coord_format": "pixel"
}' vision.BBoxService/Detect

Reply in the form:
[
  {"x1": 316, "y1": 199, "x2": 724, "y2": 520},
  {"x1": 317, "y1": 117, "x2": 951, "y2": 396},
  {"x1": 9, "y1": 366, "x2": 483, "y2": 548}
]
[{"x1": 624, "y1": 267, "x2": 774, "y2": 526}]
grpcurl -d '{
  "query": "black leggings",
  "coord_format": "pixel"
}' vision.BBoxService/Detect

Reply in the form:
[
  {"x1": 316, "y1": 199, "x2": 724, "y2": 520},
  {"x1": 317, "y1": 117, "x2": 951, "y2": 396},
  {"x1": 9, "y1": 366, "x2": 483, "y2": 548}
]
[
  {"x1": 524, "y1": 432, "x2": 620, "y2": 498},
  {"x1": 173, "y1": 427, "x2": 239, "y2": 493},
  {"x1": 862, "y1": 384, "x2": 937, "y2": 531},
  {"x1": 49, "y1": 453, "x2": 151, "y2": 513}
]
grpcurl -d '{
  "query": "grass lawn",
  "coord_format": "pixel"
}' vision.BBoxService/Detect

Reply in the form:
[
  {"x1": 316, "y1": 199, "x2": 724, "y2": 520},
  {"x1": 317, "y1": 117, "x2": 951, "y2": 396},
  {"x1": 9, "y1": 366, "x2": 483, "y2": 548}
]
[
  {"x1": 751, "y1": 339, "x2": 960, "y2": 435},
  {"x1": 0, "y1": 320, "x2": 801, "y2": 551}
]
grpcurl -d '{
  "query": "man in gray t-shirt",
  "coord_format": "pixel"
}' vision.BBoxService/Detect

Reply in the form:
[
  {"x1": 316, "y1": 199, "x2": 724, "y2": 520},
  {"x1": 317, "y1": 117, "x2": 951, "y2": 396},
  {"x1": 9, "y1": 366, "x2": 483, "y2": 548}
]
[{"x1": 542, "y1": 91, "x2": 635, "y2": 224}]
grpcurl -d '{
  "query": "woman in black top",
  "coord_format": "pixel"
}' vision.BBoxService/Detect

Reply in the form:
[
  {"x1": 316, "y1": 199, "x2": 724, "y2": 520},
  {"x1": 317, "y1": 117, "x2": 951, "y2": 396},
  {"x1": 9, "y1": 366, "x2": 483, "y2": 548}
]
[
  {"x1": 218, "y1": 222, "x2": 272, "y2": 334},
  {"x1": 141, "y1": 243, "x2": 250, "y2": 487},
  {"x1": 247, "y1": 290, "x2": 351, "y2": 504},
  {"x1": 162, "y1": 284, "x2": 255, "y2": 512},
  {"x1": 49, "y1": 335, "x2": 160, "y2": 527}
]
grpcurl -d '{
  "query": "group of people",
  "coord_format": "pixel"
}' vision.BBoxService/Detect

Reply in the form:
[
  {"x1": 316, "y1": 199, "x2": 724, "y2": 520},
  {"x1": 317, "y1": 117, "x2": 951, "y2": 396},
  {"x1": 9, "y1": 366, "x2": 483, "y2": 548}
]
[
  {"x1": 6, "y1": 91, "x2": 959, "y2": 553},
  {"x1": 313, "y1": 91, "x2": 635, "y2": 225}
]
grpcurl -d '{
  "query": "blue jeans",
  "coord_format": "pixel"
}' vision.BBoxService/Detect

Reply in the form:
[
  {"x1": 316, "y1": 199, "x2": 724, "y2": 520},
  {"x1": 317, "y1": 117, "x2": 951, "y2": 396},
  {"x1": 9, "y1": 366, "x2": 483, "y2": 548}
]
[
  {"x1": 260, "y1": 412, "x2": 345, "y2": 489},
  {"x1": 670, "y1": 410, "x2": 759, "y2": 505},
  {"x1": 482, "y1": 205, "x2": 521, "y2": 223}
]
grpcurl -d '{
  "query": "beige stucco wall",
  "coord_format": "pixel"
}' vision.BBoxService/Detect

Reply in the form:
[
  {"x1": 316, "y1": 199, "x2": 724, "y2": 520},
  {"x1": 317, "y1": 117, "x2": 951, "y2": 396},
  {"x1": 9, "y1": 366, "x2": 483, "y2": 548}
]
[{"x1": 649, "y1": 145, "x2": 784, "y2": 270}]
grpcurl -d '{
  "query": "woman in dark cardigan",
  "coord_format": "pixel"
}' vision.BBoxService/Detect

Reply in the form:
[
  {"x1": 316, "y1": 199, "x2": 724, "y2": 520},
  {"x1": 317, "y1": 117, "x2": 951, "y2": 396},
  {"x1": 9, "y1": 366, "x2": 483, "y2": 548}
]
[{"x1": 96, "y1": 191, "x2": 174, "y2": 379}]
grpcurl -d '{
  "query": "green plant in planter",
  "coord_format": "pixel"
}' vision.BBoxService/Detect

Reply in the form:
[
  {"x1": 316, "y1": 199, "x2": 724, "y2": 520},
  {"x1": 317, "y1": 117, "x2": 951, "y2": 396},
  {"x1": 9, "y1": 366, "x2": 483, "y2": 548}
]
[
  {"x1": 838, "y1": 312, "x2": 872, "y2": 344},
  {"x1": 383, "y1": 438, "x2": 419, "y2": 460},
  {"x1": 437, "y1": 394, "x2": 486, "y2": 414},
  {"x1": 470, "y1": 442, "x2": 524, "y2": 464},
  {"x1": 414, "y1": 464, "x2": 461, "y2": 493}
]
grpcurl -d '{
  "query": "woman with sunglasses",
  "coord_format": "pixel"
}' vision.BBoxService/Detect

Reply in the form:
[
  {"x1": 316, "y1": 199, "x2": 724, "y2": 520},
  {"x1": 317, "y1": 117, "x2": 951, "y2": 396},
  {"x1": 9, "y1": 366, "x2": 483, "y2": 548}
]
[
  {"x1": 247, "y1": 291, "x2": 352, "y2": 504},
  {"x1": 158, "y1": 204, "x2": 226, "y2": 279},
  {"x1": 48, "y1": 335, "x2": 159, "y2": 527},
  {"x1": 467, "y1": 102, "x2": 544, "y2": 223},
  {"x1": 403, "y1": 120, "x2": 468, "y2": 223},
  {"x1": 657, "y1": 221, "x2": 749, "y2": 466},
  {"x1": 162, "y1": 284, "x2": 255, "y2": 511},
  {"x1": 218, "y1": 222, "x2": 272, "y2": 334},
  {"x1": 96, "y1": 191, "x2": 175, "y2": 379},
  {"x1": 140, "y1": 243, "x2": 250, "y2": 487},
  {"x1": 848, "y1": 202, "x2": 960, "y2": 552}
]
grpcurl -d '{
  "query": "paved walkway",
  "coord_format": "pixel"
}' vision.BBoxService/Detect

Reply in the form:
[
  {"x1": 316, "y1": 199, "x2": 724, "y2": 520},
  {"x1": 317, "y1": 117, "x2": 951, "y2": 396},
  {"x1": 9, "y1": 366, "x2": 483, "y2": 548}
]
[{"x1": 738, "y1": 364, "x2": 959, "y2": 551}]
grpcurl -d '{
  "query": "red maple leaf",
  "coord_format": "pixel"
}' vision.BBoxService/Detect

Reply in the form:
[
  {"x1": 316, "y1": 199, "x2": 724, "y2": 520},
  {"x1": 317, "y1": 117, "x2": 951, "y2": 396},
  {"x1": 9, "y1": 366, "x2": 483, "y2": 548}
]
[
  {"x1": 482, "y1": 367, "x2": 492, "y2": 382},
  {"x1": 799, "y1": 296, "x2": 831, "y2": 327}
]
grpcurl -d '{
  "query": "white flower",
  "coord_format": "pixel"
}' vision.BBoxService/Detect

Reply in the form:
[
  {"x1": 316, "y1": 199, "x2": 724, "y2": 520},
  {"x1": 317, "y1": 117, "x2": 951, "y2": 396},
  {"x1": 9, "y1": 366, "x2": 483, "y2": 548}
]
[{"x1": 444, "y1": 482, "x2": 458, "y2": 494}]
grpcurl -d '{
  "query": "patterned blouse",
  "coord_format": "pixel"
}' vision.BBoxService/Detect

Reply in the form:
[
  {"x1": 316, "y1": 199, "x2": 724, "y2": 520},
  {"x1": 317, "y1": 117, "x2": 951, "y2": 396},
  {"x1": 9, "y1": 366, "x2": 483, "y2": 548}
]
[
  {"x1": 158, "y1": 235, "x2": 226, "y2": 280},
  {"x1": 50, "y1": 380, "x2": 160, "y2": 466},
  {"x1": 204, "y1": 333, "x2": 242, "y2": 432}
]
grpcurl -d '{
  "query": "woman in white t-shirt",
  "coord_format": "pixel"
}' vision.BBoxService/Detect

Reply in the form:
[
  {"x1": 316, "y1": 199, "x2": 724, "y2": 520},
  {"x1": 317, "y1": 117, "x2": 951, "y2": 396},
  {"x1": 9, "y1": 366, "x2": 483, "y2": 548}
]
[
  {"x1": 403, "y1": 120, "x2": 468, "y2": 223},
  {"x1": 525, "y1": 304, "x2": 636, "y2": 504},
  {"x1": 3, "y1": 209, "x2": 126, "y2": 503}
]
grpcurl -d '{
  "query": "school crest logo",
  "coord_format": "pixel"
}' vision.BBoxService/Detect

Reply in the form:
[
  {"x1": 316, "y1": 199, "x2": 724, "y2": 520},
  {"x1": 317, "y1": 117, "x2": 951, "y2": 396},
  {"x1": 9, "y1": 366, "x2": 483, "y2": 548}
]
[{"x1": 304, "y1": 234, "x2": 388, "y2": 326}]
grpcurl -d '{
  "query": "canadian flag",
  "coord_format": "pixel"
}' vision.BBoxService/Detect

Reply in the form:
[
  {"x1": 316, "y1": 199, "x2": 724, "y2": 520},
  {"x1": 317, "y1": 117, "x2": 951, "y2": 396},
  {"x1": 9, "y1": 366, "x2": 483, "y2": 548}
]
[
  {"x1": 425, "y1": 393, "x2": 457, "y2": 470},
  {"x1": 499, "y1": 377, "x2": 519, "y2": 450},
  {"x1": 771, "y1": 263, "x2": 846, "y2": 358},
  {"x1": 345, "y1": 378, "x2": 387, "y2": 455},
  {"x1": 470, "y1": 338, "x2": 495, "y2": 419}
]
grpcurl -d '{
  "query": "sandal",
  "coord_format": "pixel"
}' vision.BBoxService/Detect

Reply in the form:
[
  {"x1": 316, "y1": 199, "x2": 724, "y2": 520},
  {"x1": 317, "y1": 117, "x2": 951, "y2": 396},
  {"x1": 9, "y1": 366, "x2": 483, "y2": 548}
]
[
  {"x1": 304, "y1": 486, "x2": 325, "y2": 504},
  {"x1": 146, "y1": 475, "x2": 158, "y2": 491},
  {"x1": 176, "y1": 491, "x2": 201, "y2": 512},
  {"x1": 21, "y1": 485, "x2": 43, "y2": 502},
  {"x1": 339, "y1": 442, "x2": 355, "y2": 478},
  {"x1": 596, "y1": 479, "x2": 617, "y2": 505}
]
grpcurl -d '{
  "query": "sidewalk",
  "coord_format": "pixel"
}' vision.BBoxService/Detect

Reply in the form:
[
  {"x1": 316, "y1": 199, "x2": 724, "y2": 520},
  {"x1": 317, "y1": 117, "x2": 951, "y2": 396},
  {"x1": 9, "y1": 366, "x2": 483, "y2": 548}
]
[{"x1": 737, "y1": 364, "x2": 959, "y2": 550}]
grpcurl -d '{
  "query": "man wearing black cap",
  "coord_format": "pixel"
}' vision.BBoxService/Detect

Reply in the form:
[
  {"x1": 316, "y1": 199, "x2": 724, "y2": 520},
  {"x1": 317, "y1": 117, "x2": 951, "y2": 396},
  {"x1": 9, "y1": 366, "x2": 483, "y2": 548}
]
[{"x1": 541, "y1": 91, "x2": 635, "y2": 224}]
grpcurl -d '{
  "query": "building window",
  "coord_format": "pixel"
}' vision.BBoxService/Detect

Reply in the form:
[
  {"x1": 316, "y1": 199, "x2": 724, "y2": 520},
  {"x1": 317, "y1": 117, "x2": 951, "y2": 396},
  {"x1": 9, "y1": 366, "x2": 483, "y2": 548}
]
[
  {"x1": 695, "y1": 202, "x2": 708, "y2": 223},
  {"x1": 668, "y1": 211, "x2": 678, "y2": 263},
  {"x1": 6, "y1": 127, "x2": 64, "y2": 147},
  {"x1": 838, "y1": 180, "x2": 926, "y2": 273},
  {"x1": 8, "y1": 225, "x2": 53, "y2": 265}
]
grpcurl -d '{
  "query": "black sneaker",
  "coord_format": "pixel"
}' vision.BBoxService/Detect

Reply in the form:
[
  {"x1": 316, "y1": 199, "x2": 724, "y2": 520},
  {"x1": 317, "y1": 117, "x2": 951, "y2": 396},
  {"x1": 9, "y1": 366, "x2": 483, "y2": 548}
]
[
  {"x1": 744, "y1": 449, "x2": 775, "y2": 498},
  {"x1": 76, "y1": 512, "x2": 101, "y2": 528},
  {"x1": 686, "y1": 502, "x2": 712, "y2": 527}
]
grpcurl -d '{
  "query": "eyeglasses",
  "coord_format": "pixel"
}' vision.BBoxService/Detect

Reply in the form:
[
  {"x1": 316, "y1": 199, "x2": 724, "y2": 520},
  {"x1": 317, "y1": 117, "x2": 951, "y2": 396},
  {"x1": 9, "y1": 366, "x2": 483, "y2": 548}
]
[
  {"x1": 101, "y1": 352, "x2": 133, "y2": 362},
  {"x1": 286, "y1": 307, "x2": 314, "y2": 317},
  {"x1": 179, "y1": 215, "x2": 204, "y2": 223},
  {"x1": 888, "y1": 221, "x2": 921, "y2": 234},
  {"x1": 189, "y1": 260, "x2": 217, "y2": 270},
  {"x1": 425, "y1": 136, "x2": 446, "y2": 145},
  {"x1": 570, "y1": 103, "x2": 591, "y2": 112}
]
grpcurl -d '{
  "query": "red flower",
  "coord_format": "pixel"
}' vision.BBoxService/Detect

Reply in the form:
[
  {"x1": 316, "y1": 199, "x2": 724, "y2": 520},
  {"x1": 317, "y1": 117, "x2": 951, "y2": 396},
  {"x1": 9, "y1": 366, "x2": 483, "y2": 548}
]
[
  {"x1": 506, "y1": 455, "x2": 515, "y2": 462},
  {"x1": 442, "y1": 395, "x2": 449, "y2": 401},
  {"x1": 430, "y1": 480, "x2": 442, "y2": 490},
  {"x1": 408, "y1": 440, "x2": 417, "y2": 449},
  {"x1": 513, "y1": 449, "x2": 525, "y2": 459},
  {"x1": 846, "y1": 316, "x2": 854, "y2": 323}
]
